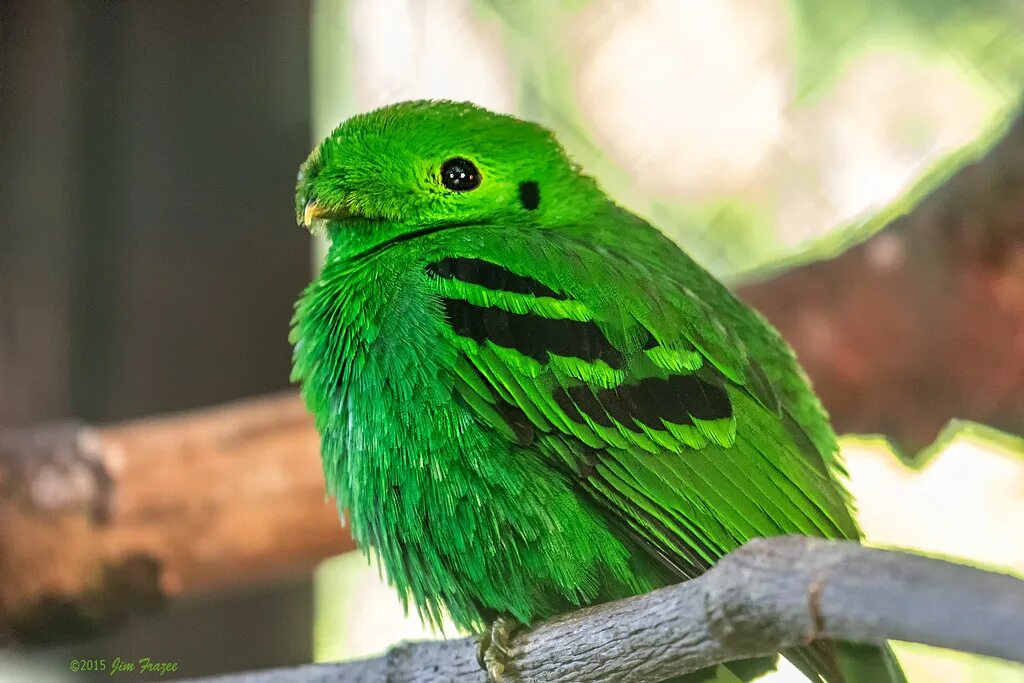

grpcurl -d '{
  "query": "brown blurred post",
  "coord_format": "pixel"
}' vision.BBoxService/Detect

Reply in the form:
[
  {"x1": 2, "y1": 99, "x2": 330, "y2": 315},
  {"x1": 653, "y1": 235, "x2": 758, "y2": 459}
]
[{"x1": 739, "y1": 110, "x2": 1024, "y2": 453}]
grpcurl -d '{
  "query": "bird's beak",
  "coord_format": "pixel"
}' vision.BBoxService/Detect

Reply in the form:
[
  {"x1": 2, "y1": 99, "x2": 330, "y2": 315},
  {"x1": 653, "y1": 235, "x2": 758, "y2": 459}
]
[{"x1": 302, "y1": 199, "x2": 355, "y2": 227}]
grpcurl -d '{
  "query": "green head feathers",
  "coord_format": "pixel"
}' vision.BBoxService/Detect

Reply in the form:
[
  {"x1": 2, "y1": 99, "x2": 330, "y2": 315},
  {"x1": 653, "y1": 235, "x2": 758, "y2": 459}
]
[{"x1": 295, "y1": 100, "x2": 602, "y2": 241}]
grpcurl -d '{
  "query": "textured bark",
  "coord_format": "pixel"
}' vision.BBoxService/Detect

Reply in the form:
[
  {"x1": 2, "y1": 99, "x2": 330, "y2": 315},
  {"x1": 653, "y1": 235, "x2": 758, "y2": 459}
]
[
  {"x1": 0, "y1": 393, "x2": 351, "y2": 642},
  {"x1": 199, "y1": 537, "x2": 1024, "y2": 683},
  {"x1": 738, "y1": 111, "x2": 1024, "y2": 453}
]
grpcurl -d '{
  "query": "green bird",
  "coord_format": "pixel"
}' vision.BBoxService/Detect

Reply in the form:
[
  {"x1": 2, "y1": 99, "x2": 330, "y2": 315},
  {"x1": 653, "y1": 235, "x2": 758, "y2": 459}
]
[{"x1": 291, "y1": 100, "x2": 905, "y2": 683}]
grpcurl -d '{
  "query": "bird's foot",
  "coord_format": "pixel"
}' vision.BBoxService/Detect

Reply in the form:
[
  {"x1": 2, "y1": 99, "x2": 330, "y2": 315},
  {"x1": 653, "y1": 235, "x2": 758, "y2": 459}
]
[{"x1": 477, "y1": 616, "x2": 521, "y2": 681}]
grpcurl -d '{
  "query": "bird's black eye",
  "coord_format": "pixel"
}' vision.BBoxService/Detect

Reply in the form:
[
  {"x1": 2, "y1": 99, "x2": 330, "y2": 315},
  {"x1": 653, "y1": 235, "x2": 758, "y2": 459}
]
[{"x1": 440, "y1": 157, "x2": 481, "y2": 192}]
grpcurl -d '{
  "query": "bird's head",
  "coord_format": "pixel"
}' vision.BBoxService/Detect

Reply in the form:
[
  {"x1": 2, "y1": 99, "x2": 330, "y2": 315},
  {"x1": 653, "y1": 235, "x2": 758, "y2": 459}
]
[{"x1": 295, "y1": 100, "x2": 603, "y2": 241}]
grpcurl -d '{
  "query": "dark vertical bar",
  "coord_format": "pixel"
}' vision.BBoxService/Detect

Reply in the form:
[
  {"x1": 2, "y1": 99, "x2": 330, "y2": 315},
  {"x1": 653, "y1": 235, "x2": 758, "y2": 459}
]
[
  {"x1": 68, "y1": 1, "x2": 129, "y2": 420},
  {"x1": 0, "y1": 0, "x2": 76, "y2": 425}
]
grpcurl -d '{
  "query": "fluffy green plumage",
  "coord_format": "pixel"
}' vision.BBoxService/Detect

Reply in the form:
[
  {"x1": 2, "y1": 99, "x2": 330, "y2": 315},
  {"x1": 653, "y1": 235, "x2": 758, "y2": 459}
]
[{"x1": 291, "y1": 100, "x2": 903, "y2": 682}]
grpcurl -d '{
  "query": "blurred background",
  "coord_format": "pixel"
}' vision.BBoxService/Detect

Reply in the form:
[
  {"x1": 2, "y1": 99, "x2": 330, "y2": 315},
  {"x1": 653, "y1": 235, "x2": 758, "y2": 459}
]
[{"x1": 1, "y1": 0, "x2": 1023, "y2": 681}]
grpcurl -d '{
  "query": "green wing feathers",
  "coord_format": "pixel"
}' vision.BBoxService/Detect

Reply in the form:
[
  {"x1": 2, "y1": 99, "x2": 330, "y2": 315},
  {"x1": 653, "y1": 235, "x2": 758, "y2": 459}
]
[
  {"x1": 299, "y1": 207, "x2": 891, "y2": 683},
  {"x1": 421, "y1": 228, "x2": 880, "y2": 679},
  {"x1": 425, "y1": 229, "x2": 860, "y2": 557},
  {"x1": 424, "y1": 228, "x2": 871, "y2": 682}
]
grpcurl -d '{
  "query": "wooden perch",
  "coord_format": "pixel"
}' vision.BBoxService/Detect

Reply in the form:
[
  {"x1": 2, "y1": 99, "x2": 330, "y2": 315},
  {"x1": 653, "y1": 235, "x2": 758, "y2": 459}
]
[
  {"x1": 0, "y1": 393, "x2": 352, "y2": 642},
  {"x1": 200, "y1": 537, "x2": 1024, "y2": 683}
]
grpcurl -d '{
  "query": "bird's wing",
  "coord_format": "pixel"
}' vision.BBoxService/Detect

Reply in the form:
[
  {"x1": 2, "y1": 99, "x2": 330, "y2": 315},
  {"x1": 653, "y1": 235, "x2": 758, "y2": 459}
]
[{"x1": 425, "y1": 225, "x2": 860, "y2": 580}]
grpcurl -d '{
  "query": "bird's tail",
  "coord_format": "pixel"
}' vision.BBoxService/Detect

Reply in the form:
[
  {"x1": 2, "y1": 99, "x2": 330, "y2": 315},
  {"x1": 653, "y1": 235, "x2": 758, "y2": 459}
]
[
  {"x1": 786, "y1": 639, "x2": 906, "y2": 683},
  {"x1": 664, "y1": 656, "x2": 778, "y2": 683},
  {"x1": 835, "y1": 641, "x2": 907, "y2": 683},
  {"x1": 662, "y1": 641, "x2": 904, "y2": 683}
]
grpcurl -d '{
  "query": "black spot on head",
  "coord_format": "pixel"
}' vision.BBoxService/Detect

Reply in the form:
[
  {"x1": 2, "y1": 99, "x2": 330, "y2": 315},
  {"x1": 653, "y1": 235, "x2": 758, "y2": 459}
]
[{"x1": 518, "y1": 181, "x2": 540, "y2": 210}]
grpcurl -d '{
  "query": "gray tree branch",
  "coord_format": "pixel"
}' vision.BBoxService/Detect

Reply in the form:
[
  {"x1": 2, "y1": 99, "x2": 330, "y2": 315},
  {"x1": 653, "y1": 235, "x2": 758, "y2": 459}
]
[{"x1": 199, "y1": 536, "x2": 1024, "y2": 683}]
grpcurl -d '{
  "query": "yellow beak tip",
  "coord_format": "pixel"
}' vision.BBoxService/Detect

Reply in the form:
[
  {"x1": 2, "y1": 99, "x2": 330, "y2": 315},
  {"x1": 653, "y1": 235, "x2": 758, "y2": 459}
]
[{"x1": 302, "y1": 200, "x2": 320, "y2": 227}]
